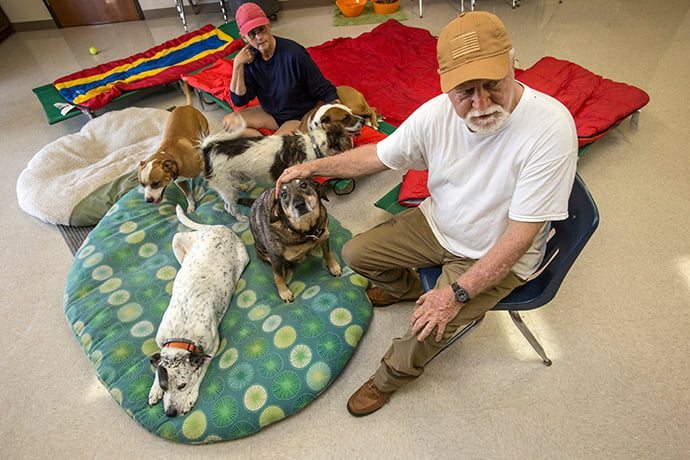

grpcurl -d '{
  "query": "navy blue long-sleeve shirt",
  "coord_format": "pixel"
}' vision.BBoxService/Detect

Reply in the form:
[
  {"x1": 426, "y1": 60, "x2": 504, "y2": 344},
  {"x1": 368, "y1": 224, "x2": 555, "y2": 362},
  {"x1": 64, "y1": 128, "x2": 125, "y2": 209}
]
[{"x1": 230, "y1": 37, "x2": 338, "y2": 125}]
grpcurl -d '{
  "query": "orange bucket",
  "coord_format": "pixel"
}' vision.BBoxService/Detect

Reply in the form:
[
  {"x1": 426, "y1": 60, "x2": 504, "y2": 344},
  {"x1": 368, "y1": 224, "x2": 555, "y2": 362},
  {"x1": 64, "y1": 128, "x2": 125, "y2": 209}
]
[
  {"x1": 337, "y1": 0, "x2": 367, "y2": 17},
  {"x1": 373, "y1": 0, "x2": 400, "y2": 14}
]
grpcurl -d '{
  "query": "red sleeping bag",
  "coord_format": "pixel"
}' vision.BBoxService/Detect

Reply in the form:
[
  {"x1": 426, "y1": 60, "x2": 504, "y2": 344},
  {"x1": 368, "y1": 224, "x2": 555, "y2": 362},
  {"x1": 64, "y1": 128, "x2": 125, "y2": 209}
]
[
  {"x1": 185, "y1": 20, "x2": 440, "y2": 127},
  {"x1": 182, "y1": 21, "x2": 650, "y2": 207},
  {"x1": 514, "y1": 57, "x2": 650, "y2": 148}
]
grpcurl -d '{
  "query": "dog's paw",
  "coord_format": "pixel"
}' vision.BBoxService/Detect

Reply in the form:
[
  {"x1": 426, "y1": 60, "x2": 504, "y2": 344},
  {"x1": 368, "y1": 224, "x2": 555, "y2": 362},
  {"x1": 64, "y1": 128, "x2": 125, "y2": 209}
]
[
  {"x1": 238, "y1": 180, "x2": 256, "y2": 192},
  {"x1": 223, "y1": 202, "x2": 249, "y2": 221},
  {"x1": 325, "y1": 256, "x2": 342, "y2": 277},
  {"x1": 148, "y1": 386, "x2": 163, "y2": 406},
  {"x1": 180, "y1": 393, "x2": 200, "y2": 416},
  {"x1": 279, "y1": 289, "x2": 295, "y2": 303}
]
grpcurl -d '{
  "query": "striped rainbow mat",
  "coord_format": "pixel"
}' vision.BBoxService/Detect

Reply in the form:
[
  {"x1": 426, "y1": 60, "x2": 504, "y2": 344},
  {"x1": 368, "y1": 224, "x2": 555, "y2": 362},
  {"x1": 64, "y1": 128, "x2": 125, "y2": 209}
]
[{"x1": 53, "y1": 24, "x2": 242, "y2": 112}]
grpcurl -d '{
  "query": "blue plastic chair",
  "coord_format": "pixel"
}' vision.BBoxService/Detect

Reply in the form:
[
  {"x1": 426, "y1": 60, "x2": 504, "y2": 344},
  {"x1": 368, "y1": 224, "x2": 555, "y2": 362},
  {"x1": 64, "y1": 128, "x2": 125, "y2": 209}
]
[{"x1": 419, "y1": 173, "x2": 599, "y2": 365}]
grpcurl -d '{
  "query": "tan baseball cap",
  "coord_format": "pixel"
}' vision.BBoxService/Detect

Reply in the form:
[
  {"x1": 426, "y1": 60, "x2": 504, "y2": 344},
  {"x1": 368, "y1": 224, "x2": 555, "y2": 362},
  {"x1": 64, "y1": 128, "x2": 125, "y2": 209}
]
[{"x1": 437, "y1": 11, "x2": 513, "y2": 93}]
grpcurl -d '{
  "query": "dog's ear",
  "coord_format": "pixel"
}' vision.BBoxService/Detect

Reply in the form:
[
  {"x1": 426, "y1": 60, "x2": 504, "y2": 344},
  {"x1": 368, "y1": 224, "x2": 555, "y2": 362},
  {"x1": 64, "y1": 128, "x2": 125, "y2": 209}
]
[
  {"x1": 269, "y1": 198, "x2": 281, "y2": 223},
  {"x1": 310, "y1": 179, "x2": 329, "y2": 202},
  {"x1": 157, "y1": 366, "x2": 169, "y2": 391},
  {"x1": 150, "y1": 352, "x2": 161, "y2": 367},
  {"x1": 190, "y1": 351, "x2": 210, "y2": 367},
  {"x1": 162, "y1": 160, "x2": 180, "y2": 179}
]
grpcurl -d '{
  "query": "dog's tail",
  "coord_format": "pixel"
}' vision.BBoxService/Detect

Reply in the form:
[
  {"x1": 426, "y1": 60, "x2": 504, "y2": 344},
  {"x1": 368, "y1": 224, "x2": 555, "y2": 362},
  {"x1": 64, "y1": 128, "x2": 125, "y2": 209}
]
[
  {"x1": 180, "y1": 79, "x2": 194, "y2": 106},
  {"x1": 199, "y1": 114, "x2": 247, "y2": 151},
  {"x1": 175, "y1": 204, "x2": 207, "y2": 231}
]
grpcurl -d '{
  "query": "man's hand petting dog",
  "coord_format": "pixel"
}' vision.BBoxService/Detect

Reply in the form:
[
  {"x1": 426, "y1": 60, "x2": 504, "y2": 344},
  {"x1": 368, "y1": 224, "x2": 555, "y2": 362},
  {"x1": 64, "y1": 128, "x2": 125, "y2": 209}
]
[
  {"x1": 275, "y1": 164, "x2": 312, "y2": 197},
  {"x1": 201, "y1": 116, "x2": 351, "y2": 221},
  {"x1": 411, "y1": 287, "x2": 461, "y2": 342},
  {"x1": 249, "y1": 179, "x2": 341, "y2": 302}
]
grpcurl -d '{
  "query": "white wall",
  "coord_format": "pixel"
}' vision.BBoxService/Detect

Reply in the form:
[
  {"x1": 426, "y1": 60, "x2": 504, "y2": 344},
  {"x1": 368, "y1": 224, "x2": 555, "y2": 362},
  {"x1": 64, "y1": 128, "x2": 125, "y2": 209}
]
[
  {"x1": 0, "y1": 0, "x2": 219, "y2": 24},
  {"x1": 0, "y1": 0, "x2": 52, "y2": 22}
]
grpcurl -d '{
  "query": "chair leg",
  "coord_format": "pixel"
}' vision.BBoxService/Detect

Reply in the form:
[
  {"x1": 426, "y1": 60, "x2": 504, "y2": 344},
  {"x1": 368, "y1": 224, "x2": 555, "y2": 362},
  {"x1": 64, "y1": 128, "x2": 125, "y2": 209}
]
[
  {"x1": 219, "y1": 0, "x2": 228, "y2": 22},
  {"x1": 175, "y1": 0, "x2": 188, "y2": 32},
  {"x1": 428, "y1": 315, "x2": 484, "y2": 363},
  {"x1": 631, "y1": 110, "x2": 641, "y2": 130},
  {"x1": 508, "y1": 310, "x2": 552, "y2": 366},
  {"x1": 188, "y1": 0, "x2": 200, "y2": 15}
]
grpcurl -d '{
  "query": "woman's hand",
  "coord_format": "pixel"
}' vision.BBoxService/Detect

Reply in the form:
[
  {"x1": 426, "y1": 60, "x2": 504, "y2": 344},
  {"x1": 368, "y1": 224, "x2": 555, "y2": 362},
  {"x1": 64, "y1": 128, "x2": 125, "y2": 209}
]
[{"x1": 234, "y1": 45, "x2": 256, "y2": 67}]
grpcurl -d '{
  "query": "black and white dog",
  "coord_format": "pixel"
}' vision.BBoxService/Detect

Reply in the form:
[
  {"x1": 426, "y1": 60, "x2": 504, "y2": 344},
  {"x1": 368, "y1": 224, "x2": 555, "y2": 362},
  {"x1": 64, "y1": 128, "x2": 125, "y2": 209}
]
[
  {"x1": 200, "y1": 117, "x2": 352, "y2": 220},
  {"x1": 148, "y1": 205, "x2": 249, "y2": 417}
]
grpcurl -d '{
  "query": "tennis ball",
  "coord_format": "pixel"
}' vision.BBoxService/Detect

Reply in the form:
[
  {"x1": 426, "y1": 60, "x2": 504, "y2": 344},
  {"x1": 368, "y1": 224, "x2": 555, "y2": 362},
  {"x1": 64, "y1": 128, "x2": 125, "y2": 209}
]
[{"x1": 89, "y1": 46, "x2": 99, "y2": 55}]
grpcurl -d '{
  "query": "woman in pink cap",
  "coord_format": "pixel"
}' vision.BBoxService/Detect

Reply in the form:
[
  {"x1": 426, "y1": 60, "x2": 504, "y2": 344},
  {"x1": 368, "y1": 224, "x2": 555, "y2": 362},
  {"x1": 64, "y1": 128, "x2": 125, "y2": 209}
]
[{"x1": 223, "y1": 2, "x2": 339, "y2": 137}]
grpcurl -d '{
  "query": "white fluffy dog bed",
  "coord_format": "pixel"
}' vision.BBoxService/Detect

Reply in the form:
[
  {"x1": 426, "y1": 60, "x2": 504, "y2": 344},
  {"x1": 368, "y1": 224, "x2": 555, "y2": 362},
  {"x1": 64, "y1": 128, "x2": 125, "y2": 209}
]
[{"x1": 17, "y1": 107, "x2": 170, "y2": 226}]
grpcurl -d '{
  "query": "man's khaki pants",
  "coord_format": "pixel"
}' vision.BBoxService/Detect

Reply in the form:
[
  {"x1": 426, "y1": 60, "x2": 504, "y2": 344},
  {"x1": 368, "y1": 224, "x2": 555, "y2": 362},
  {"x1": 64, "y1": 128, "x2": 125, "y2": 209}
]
[{"x1": 342, "y1": 207, "x2": 525, "y2": 393}]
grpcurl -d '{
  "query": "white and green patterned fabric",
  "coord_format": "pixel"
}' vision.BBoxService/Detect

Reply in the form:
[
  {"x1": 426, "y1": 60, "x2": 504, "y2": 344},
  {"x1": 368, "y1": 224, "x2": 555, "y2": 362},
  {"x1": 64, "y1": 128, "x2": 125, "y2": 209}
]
[{"x1": 63, "y1": 178, "x2": 372, "y2": 443}]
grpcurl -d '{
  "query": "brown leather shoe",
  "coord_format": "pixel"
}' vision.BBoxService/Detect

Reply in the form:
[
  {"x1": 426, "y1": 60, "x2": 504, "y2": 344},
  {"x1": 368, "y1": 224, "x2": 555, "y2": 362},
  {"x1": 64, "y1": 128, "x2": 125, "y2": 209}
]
[
  {"x1": 366, "y1": 287, "x2": 402, "y2": 307},
  {"x1": 347, "y1": 377, "x2": 392, "y2": 417}
]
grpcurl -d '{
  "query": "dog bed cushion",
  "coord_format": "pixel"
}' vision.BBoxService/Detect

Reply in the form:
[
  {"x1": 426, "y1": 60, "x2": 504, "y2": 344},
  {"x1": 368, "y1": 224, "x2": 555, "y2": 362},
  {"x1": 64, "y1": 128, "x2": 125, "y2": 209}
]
[
  {"x1": 63, "y1": 179, "x2": 372, "y2": 443},
  {"x1": 16, "y1": 107, "x2": 170, "y2": 226}
]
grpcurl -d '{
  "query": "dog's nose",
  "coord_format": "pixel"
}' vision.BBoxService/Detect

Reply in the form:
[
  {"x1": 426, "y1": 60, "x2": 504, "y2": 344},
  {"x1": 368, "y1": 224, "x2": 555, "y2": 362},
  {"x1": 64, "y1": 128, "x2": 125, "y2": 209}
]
[
  {"x1": 146, "y1": 197, "x2": 155, "y2": 203},
  {"x1": 293, "y1": 198, "x2": 309, "y2": 215},
  {"x1": 166, "y1": 407, "x2": 178, "y2": 417}
]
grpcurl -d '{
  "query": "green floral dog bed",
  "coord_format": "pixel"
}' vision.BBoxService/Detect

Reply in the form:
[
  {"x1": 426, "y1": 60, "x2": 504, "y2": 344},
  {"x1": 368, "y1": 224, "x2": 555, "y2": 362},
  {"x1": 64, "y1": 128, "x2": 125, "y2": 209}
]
[{"x1": 63, "y1": 178, "x2": 372, "y2": 443}]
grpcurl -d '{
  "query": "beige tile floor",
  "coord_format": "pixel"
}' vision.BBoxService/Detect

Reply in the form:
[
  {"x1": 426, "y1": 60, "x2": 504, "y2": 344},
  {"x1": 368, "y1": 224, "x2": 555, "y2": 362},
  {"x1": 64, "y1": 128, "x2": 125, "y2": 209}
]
[{"x1": 1, "y1": 0, "x2": 689, "y2": 458}]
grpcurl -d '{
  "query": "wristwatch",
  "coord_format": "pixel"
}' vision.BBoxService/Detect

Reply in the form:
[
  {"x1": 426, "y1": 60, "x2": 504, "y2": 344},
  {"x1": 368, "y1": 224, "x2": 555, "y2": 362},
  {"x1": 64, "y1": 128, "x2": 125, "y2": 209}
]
[{"x1": 451, "y1": 282, "x2": 471, "y2": 303}]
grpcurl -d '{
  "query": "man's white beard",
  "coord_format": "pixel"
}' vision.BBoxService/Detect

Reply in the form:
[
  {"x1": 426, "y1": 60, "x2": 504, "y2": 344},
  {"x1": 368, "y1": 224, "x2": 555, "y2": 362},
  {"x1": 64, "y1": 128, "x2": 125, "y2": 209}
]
[{"x1": 464, "y1": 104, "x2": 510, "y2": 134}]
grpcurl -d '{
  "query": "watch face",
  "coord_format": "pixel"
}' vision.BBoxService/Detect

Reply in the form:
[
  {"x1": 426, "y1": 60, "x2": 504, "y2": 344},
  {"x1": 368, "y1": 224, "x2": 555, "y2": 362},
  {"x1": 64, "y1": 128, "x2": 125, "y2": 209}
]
[{"x1": 452, "y1": 283, "x2": 469, "y2": 303}]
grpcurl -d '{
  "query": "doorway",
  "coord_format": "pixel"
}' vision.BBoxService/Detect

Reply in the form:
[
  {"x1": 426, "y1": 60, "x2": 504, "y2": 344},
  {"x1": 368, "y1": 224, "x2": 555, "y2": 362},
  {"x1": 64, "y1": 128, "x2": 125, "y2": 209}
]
[{"x1": 43, "y1": 0, "x2": 144, "y2": 28}]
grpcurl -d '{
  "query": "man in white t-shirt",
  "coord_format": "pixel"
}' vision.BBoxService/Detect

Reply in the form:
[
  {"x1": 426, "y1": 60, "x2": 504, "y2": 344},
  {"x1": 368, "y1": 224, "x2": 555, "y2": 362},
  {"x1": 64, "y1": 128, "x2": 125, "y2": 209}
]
[{"x1": 276, "y1": 11, "x2": 578, "y2": 416}]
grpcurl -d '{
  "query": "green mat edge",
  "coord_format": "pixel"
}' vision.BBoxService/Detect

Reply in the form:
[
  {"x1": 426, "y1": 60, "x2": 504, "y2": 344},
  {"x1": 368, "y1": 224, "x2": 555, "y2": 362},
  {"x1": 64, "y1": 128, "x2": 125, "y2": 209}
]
[{"x1": 32, "y1": 84, "x2": 85, "y2": 125}]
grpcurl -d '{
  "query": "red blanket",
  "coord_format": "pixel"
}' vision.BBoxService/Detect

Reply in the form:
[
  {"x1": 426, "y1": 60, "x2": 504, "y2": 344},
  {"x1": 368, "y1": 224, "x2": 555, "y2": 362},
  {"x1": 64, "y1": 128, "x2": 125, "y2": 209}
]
[
  {"x1": 186, "y1": 20, "x2": 648, "y2": 143},
  {"x1": 514, "y1": 57, "x2": 649, "y2": 147},
  {"x1": 308, "y1": 20, "x2": 440, "y2": 128},
  {"x1": 185, "y1": 20, "x2": 439, "y2": 127},
  {"x1": 183, "y1": 20, "x2": 650, "y2": 207}
]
